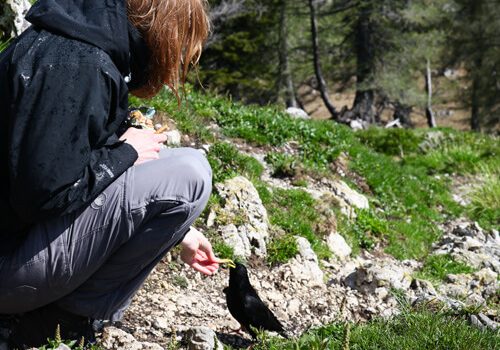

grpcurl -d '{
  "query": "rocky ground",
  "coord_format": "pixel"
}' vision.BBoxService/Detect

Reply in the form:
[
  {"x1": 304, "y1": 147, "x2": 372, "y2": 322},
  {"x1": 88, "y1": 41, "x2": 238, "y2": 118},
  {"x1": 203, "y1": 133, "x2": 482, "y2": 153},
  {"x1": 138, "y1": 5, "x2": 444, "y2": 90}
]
[
  {"x1": 0, "y1": 118, "x2": 498, "y2": 350},
  {"x1": 99, "y1": 131, "x2": 499, "y2": 349}
]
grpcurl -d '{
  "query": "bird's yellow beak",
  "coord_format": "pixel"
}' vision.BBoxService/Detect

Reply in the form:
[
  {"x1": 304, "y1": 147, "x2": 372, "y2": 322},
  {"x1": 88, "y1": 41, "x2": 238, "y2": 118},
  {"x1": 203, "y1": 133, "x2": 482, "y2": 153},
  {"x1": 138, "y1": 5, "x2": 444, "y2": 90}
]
[{"x1": 219, "y1": 259, "x2": 236, "y2": 268}]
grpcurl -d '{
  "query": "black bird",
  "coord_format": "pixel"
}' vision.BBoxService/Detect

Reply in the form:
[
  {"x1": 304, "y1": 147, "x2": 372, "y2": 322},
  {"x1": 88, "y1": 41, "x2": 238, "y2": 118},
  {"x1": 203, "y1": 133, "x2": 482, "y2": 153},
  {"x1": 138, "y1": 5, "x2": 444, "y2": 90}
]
[{"x1": 223, "y1": 263, "x2": 288, "y2": 339}]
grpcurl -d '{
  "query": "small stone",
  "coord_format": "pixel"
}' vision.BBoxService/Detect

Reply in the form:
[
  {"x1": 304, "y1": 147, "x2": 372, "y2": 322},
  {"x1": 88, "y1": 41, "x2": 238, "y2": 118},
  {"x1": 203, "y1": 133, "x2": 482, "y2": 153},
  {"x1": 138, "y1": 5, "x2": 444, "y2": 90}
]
[
  {"x1": 100, "y1": 327, "x2": 143, "y2": 350},
  {"x1": 288, "y1": 299, "x2": 301, "y2": 314},
  {"x1": 410, "y1": 279, "x2": 437, "y2": 296},
  {"x1": 349, "y1": 119, "x2": 364, "y2": 131},
  {"x1": 477, "y1": 313, "x2": 498, "y2": 331},
  {"x1": 329, "y1": 180, "x2": 369, "y2": 218},
  {"x1": 374, "y1": 287, "x2": 389, "y2": 300},
  {"x1": 470, "y1": 315, "x2": 484, "y2": 330},
  {"x1": 55, "y1": 344, "x2": 72, "y2": 350},
  {"x1": 141, "y1": 342, "x2": 164, "y2": 350},
  {"x1": 474, "y1": 268, "x2": 497, "y2": 285},
  {"x1": 165, "y1": 130, "x2": 182, "y2": 146},
  {"x1": 326, "y1": 232, "x2": 352, "y2": 260},
  {"x1": 153, "y1": 317, "x2": 169, "y2": 330},
  {"x1": 186, "y1": 327, "x2": 223, "y2": 350},
  {"x1": 206, "y1": 210, "x2": 216, "y2": 228},
  {"x1": 286, "y1": 107, "x2": 310, "y2": 119},
  {"x1": 461, "y1": 237, "x2": 483, "y2": 251}
]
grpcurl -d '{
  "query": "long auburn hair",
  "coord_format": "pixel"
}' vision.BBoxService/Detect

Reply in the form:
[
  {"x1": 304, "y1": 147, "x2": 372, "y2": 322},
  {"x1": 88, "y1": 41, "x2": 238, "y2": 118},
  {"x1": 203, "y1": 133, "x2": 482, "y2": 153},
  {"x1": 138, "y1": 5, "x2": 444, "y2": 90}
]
[{"x1": 127, "y1": 0, "x2": 210, "y2": 98}]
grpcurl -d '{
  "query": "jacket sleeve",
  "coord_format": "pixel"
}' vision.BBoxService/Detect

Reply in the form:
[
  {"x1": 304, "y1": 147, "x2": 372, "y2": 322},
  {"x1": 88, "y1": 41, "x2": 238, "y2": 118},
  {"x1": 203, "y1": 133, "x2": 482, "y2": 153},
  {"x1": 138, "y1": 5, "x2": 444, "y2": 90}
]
[{"x1": 9, "y1": 62, "x2": 138, "y2": 224}]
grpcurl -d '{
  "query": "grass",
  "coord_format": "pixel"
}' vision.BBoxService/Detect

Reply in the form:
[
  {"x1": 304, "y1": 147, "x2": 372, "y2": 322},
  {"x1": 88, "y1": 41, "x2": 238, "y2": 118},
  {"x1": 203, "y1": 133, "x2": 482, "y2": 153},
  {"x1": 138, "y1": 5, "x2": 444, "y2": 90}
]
[
  {"x1": 258, "y1": 187, "x2": 331, "y2": 261},
  {"x1": 338, "y1": 209, "x2": 388, "y2": 255},
  {"x1": 133, "y1": 88, "x2": 499, "y2": 260},
  {"x1": 246, "y1": 310, "x2": 500, "y2": 350},
  {"x1": 467, "y1": 173, "x2": 500, "y2": 230},
  {"x1": 267, "y1": 234, "x2": 299, "y2": 266},
  {"x1": 206, "y1": 141, "x2": 264, "y2": 183},
  {"x1": 416, "y1": 254, "x2": 477, "y2": 283},
  {"x1": 0, "y1": 39, "x2": 11, "y2": 53}
]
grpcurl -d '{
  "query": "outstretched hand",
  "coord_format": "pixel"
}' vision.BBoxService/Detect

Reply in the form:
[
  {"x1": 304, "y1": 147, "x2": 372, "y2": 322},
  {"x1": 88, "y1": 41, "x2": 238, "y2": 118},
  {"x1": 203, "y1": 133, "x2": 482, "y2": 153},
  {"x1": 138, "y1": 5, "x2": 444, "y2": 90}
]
[{"x1": 180, "y1": 228, "x2": 222, "y2": 275}]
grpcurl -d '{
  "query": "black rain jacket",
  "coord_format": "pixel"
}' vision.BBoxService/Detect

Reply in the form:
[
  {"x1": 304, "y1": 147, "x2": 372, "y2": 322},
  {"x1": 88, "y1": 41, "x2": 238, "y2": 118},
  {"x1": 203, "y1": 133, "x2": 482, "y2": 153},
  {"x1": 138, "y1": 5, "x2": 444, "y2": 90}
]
[{"x1": 0, "y1": 0, "x2": 150, "y2": 254}]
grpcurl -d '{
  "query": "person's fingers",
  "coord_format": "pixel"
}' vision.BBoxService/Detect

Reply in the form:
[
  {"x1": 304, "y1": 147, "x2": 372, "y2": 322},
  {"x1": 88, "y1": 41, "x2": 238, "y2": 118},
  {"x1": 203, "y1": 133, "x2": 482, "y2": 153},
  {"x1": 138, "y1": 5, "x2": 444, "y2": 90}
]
[
  {"x1": 199, "y1": 240, "x2": 219, "y2": 262},
  {"x1": 153, "y1": 133, "x2": 168, "y2": 143},
  {"x1": 191, "y1": 262, "x2": 213, "y2": 275}
]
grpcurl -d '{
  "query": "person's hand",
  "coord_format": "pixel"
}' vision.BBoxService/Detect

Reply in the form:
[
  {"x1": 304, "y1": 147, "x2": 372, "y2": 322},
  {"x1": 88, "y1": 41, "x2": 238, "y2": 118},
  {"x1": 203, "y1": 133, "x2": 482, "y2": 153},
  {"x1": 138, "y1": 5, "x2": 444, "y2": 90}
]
[
  {"x1": 119, "y1": 127, "x2": 167, "y2": 165},
  {"x1": 180, "y1": 228, "x2": 222, "y2": 275}
]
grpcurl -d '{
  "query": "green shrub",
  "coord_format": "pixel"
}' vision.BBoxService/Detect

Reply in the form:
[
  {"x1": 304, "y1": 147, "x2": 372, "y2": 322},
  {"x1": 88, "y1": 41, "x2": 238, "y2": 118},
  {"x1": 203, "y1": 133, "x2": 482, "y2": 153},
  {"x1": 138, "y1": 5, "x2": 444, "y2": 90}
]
[
  {"x1": 267, "y1": 234, "x2": 299, "y2": 266},
  {"x1": 265, "y1": 152, "x2": 299, "y2": 178}
]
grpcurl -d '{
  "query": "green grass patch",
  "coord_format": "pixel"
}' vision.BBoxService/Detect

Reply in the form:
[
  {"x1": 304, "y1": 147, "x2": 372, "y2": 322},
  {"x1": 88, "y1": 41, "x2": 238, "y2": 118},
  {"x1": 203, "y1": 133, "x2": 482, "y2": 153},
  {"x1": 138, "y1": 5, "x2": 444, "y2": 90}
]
[
  {"x1": 416, "y1": 254, "x2": 477, "y2": 282},
  {"x1": 267, "y1": 234, "x2": 299, "y2": 266},
  {"x1": 467, "y1": 174, "x2": 500, "y2": 230},
  {"x1": 207, "y1": 142, "x2": 264, "y2": 183},
  {"x1": 247, "y1": 310, "x2": 500, "y2": 350},
  {"x1": 356, "y1": 127, "x2": 425, "y2": 156},
  {"x1": 259, "y1": 187, "x2": 331, "y2": 261},
  {"x1": 339, "y1": 209, "x2": 389, "y2": 254},
  {"x1": 265, "y1": 152, "x2": 300, "y2": 178},
  {"x1": 134, "y1": 89, "x2": 498, "y2": 260}
]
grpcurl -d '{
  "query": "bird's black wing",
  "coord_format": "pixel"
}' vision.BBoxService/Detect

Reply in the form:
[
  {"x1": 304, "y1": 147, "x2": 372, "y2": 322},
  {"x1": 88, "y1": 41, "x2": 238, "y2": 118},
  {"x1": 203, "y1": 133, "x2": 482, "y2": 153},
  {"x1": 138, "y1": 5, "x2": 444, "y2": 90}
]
[{"x1": 242, "y1": 293, "x2": 286, "y2": 335}]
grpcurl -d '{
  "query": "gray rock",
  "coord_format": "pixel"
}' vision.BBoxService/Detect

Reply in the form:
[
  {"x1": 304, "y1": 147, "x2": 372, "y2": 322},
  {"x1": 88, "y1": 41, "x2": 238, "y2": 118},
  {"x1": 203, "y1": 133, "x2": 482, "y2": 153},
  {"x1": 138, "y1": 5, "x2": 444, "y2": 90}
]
[
  {"x1": 477, "y1": 313, "x2": 498, "y2": 331},
  {"x1": 55, "y1": 344, "x2": 72, "y2": 350},
  {"x1": 326, "y1": 232, "x2": 352, "y2": 260},
  {"x1": 0, "y1": 0, "x2": 30, "y2": 37},
  {"x1": 186, "y1": 327, "x2": 223, "y2": 350},
  {"x1": 219, "y1": 223, "x2": 252, "y2": 257},
  {"x1": 216, "y1": 176, "x2": 269, "y2": 257},
  {"x1": 349, "y1": 119, "x2": 364, "y2": 131},
  {"x1": 287, "y1": 299, "x2": 301, "y2": 314},
  {"x1": 329, "y1": 180, "x2": 369, "y2": 218},
  {"x1": 470, "y1": 315, "x2": 484, "y2": 330},
  {"x1": 287, "y1": 237, "x2": 324, "y2": 287},
  {"x1": 347, "y1": 261, "x2": 413, "y2": 293},
  {"x1": 286, "y1": 107, "x2": 310, "y2": 119},
  {"x1": 153, "y1": 317, "x2": 169, "y2": 331},
  {"x1": 165, "y1": 130, "x2": 182, "y2": 146},
  {"x1": 410, "y1": 278, "x2": 438, "y2": 296},
  {"x1": 0, "y1": 341, "x2": 7, "y2": 350},
  {"x1": 100, "y1": 327, "x2": 143, "y2": 350},
  {"x1": 141, "y1": 342, "x2": 164, "y2": 350}
]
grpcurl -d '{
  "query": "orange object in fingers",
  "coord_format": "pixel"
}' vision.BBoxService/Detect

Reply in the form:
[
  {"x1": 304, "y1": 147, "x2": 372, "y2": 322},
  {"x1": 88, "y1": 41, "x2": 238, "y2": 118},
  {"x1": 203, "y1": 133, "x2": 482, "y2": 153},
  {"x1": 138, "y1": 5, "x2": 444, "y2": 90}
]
[{"x1": 155, "y1": 125, "x2": 169, "y2": 134}]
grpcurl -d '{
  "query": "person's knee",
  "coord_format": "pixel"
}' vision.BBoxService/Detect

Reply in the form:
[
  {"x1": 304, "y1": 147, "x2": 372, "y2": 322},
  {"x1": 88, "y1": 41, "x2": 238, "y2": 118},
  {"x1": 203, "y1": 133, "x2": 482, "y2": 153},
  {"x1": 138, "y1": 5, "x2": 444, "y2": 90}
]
[{"x1": 173, "y1": 148, "x2": 212, "y2": 204}]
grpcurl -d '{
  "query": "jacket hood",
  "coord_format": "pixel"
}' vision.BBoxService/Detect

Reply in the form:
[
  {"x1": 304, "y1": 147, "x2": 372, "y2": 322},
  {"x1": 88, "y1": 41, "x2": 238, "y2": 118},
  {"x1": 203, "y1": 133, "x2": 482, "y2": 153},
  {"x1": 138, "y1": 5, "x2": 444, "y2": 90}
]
[{"x1": 26, "y1": 0, "x2": 130, "y2": 75}]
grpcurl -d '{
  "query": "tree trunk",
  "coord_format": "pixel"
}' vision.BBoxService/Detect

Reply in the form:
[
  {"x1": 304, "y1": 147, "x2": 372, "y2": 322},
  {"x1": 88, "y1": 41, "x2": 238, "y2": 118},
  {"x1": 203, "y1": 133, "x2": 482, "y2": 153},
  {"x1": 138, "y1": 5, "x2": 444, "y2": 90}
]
[
  {"x1": 352, "y1": 3, "x2": 375, "y2": 123},
  {"x1": 471, "y1": 74, "x2": 481, "y2": 131},
  {"x1": 393, "y1": 103, "x2": 413, "y2": 128},
  {"x1": 425, "y1": 59, "x2": 437, "y2": 128},
  {"x1": 308, "y1": 0, "x2": 338, "y2": 119},
  {"x1": 278, "y1": 0, "x2": 298, "y2": 108}
]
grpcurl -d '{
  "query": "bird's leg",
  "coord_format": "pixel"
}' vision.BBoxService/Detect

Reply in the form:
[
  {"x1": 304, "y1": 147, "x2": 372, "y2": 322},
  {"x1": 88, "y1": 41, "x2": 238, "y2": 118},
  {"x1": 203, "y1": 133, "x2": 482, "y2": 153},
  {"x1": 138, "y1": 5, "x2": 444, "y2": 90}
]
[{"x1": 229, "y1": 324, "x2": 247, "y2": 336}]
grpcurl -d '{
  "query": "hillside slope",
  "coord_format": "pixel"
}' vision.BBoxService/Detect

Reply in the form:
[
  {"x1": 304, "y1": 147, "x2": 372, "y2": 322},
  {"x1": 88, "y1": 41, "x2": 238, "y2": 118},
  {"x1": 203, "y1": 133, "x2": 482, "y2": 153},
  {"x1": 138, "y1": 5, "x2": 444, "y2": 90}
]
[{"x1": 2, "y1": 89, "x2": 496, "y2": 350}]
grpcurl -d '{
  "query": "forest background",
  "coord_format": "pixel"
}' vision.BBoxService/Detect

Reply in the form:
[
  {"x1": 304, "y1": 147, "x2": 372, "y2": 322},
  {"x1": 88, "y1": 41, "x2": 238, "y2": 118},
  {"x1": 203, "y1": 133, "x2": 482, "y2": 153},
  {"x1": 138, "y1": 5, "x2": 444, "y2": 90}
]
[{"x1": 201, "y1": 0, "x2": 500, "y2": 132}]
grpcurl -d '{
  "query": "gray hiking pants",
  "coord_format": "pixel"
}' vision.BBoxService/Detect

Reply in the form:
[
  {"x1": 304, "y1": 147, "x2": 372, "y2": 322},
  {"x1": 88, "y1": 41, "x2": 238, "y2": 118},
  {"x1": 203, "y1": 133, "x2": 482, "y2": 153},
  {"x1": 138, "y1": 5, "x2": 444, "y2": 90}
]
[{"x1": 0, "y1": 147, "x2": 212, "y2": 321}]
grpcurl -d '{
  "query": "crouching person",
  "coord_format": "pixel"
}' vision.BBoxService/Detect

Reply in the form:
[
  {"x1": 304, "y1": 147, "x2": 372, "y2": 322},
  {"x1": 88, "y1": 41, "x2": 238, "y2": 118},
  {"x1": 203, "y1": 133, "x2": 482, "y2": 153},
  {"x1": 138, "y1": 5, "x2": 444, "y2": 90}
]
[{"x1": 0, "y1": 0, "x2": 219, "y2": 347}]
